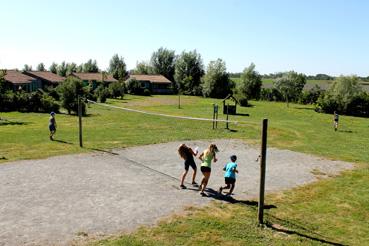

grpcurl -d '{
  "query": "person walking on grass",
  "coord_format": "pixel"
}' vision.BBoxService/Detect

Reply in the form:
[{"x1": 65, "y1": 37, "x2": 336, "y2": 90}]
[
  {"x1": 198, "y1": 144, "x2": 218, "y2": 196},
  {"x1": 219, "y1": 155, "x2": 238, "y2": 196},
  {"x1": 49, "y1": 112, "x2": 57, "y2": 140},
  {"x1": 333, "y1": 111, "x2": 339, "y2": 131},
  {"x1": 178, "y1": 144, "x2": 199, "y2": 189}
]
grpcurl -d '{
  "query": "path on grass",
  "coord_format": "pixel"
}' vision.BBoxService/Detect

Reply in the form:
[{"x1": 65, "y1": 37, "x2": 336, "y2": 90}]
[{"x1": 0, "y1": 140, "x2": 353, "y2": 245}]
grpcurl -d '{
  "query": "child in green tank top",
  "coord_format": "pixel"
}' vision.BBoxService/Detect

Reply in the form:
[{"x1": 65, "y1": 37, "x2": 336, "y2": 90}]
[{"x1": 198, "y1": 144, "x2": 218, "y2": 196}]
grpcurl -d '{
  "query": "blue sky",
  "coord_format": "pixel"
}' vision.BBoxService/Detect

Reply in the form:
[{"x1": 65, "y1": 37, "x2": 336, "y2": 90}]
[{"x1": 1, "y1": 0, "x2": 368, "y2": 76}]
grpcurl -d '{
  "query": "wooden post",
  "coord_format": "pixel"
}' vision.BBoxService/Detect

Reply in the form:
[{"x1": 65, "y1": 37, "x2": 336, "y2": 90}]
[
  {"x1": 178, "y1": 94, "x2": 180, "y2": 109},
  {"x1": 258, "y1": 118, "x2": 268, "y2": 225},
  {"x1": 215, "y1": 105, "x2": 218, "y2": 129},
  {"x1": 78, "y1": 96, "x2": 83, "y2": 148},
  {"x1": 212, "y1": 104, "x2": 215, "y2": 129},
  {"x1": 226, "y1": 103, "x2": 229, "y2": 130}
]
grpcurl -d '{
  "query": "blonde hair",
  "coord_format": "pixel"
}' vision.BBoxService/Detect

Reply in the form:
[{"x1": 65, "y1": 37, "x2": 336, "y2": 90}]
[
  {"x1": 204, "y1": 144, "x2": 218, "y2": 157},
  {"x1": 178, "y1": 144, "x2": 189, "y2": 160}
]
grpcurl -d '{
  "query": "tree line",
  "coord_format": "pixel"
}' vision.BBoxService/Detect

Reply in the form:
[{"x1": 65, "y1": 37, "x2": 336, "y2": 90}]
[{"x1": 2, "y1": 46, "x2": 369, "y2": 117}]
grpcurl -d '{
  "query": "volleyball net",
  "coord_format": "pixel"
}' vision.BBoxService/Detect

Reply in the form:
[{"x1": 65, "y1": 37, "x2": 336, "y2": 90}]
[{"x1": 83, "y1": 98, "x2": 259, "y2": 149}]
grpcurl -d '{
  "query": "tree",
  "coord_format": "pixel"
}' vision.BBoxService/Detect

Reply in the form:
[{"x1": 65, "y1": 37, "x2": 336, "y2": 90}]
[
  {"x1": 66, "y1": 63, "x2": 77, "y2": 76},
  {"x1": 273, "y1": 71, "x2": 306, "y2": 107},
  {"x1": 76, "y1": 64, "x2": 83, "y2": 73},
  {"x1": 238, "y1": 63, "x2": 262, "y2": 100},
  {"x1": 37, "y1": 63, "x2": 46, "y2": 71},
  {"x1": 174, "y1": 50, "x2": 204, "y2": 95},
  {"x1": 134, "y1": 61, "x2": 154, "y2": 75},
  {"x1": 150, "y1": 47, "x2": 176, "y2": 87},
  {"x1": 57, "y1": 61, "x2": 67, "y2": 77},
  {"x1": 57, "y1": 77, "x2": 87, "y2": 115},
  {"x1": 82, "y1": 59, "x2": 99, "y2": 73},
  {"x1": 317, "y1": 75, "x2": 362, "y2": 113},
  {"x1": 202, "y1": 59, "x2": 233, "y2": 98},
  {"x1": 49, "y1": 62, "x2": 58, "y2": 74},
  {"x1": 23, "y1": 64, "x2": 32, "y2": 72},
  {"x1": 108, "y1": 54, "x2": 127, "y2": 81}
]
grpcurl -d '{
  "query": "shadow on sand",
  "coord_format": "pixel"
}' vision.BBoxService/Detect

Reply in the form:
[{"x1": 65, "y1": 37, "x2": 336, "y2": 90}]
[{"x1": 88, "y1": 148, "x2": 119, "y2": 155}]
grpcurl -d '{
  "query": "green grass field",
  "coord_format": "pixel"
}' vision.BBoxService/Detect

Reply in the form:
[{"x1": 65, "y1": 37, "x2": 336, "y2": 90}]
[{"x1": 1, "y1": 95, "x2": 368, "y2": 245}]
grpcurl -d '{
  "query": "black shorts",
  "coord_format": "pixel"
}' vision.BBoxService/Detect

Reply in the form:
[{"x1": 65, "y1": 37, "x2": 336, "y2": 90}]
[
  {"x1": 49, "y1": 125, "x2": 56, "y2": 132},
  {"x1": 225, "y1": 177, "x2": 236, "y2": 185},
  {"x1": 184, "y1": 159, "x2": 197, "y2": 171},
  {"x1": 200, "y1": 166, "x2": 211, "y2": 173}
]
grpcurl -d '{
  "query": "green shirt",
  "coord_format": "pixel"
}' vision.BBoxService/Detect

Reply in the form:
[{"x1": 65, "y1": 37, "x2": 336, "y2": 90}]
[{"x1": 201, "y1": 152, "x2": 214, "y2": 168}]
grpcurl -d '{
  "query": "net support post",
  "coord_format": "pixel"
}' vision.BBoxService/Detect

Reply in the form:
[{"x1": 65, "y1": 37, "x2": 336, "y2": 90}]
[
  {"x1": 78, "y1": 96, "x2": 83, "y2": 148},
  {"x1": 215, "y1": 105, "x2": 218, "y2": 129},
  {"x1": 226, "y1": 103, "x2": 229, "y2": 130},
  {"x1": 258, "y1": 118, "x2": 268, "y2": 225},
  {"x1": 212, "y1": 104, "x2": 215, "y2": 129}
]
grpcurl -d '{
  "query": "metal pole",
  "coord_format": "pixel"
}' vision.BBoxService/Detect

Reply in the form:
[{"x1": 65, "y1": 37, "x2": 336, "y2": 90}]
[
  {"x1": 78, "y1": 96, "x2": 83, "y2": 148},
  {"x1": 258, "y1": 118, "x2": 268, "y2": 225}
]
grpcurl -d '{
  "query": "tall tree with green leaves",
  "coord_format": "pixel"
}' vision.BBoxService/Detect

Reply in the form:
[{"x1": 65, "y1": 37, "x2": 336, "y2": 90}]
[
  {"x1": 37, "y1": 63, "x2": 46, "y2": 71},
  {"x1": 202, "y1": 59, "x2": 232, "y2": 98},
  {"x1": 49, "y1": 62, "x2": 58, "y2": 74},
  {"x1": 274, "y1": 71, "x2": 306, "y2": 107},
  {"x1": 82, "y1": 59, "x2": 99, "y2": 73},
  {"x1": 57, "y1": 76, "x2": 87, "y2": 115},
  {"x1": 57, "y1": 61, "x2": 67, "y2": 77},
  {"x1": 66, "y1": 63, "x2": 77, "y2": 76},
  {"x1": 134, "y1": 61, "x2": 153, "y2": 75},
  {"x1": 108, "y1": 54, "x2": 127, "y2": 81},
  {"x1": 150, "y1": 47, "x2": 176, "y2": 85},
  {"x1": 238, "y1": 63, "x2": 262, "y2": 100},
  {"x1": 174, "y1": 50, "x2": 204, "y2": 95},
  {"x1": 317, "y1": 75, "x2": 362, "y2": 113},
  {"x1": 23, "y1": 64, "x2": 32, "y2": 72}
]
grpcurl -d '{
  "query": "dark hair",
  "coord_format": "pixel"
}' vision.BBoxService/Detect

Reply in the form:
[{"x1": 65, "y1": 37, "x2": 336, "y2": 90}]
[{"x1": 230, "y1": 155, "x2": 237, "y2": 162}]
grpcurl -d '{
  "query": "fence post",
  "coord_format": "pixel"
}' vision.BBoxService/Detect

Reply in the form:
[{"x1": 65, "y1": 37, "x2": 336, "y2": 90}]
[
  {"x1": 258, "y1": 118, "x2": 268, "y2": 225},
  {"x1": 78, "y1": 96, "x2": 83, "y2": 148}
]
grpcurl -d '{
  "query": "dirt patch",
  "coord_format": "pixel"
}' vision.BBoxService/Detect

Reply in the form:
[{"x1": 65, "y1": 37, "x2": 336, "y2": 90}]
[{"x1": 0, "y1": 139, "x2": 353, "y2": 245}]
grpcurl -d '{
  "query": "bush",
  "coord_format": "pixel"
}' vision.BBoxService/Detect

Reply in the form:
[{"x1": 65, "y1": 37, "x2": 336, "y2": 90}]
[
  {"x1": 40, "y1": 94, "x2": 60, "y2": 113},
  {"x1": 126, "y1": 78, "x2": 144, "y2": 95},
  {"x1": 57, "y1": 77, "x2": 87, "y2": 115},
  {"x1": 260, "y1": 88, "x2": 284, "y2": 101},
  {"x1": 299, "y1": 85, "x2": 322, "y2": 104},
  {"x1": 95, "y1": 86, "x2": 111, "y2": 103},
  {"x1": 143, "y1": 89, "x2": 151, "y2": 96},
  {"x1": 0, "y1": 90, "x2": 59, "y2": 113},
  {"x1": 109, "y1": 82, "x2": 125, "y2": 99}
]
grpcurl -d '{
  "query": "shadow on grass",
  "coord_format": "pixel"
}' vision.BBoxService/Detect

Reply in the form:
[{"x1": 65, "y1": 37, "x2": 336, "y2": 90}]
[
  {"x1": 0, "y1": 120, "x2": 28, "y2": 126},
  {"x1": 265, "y1": 217, "x2": 346, "y2": 246},
  {"x1": 53, "y1": 139, "x2": 74, "y2": 145},
  {"x1": 338, "y1": 129, "x2": 353, "y2": 133},
  {"x1": 235, "y1": 113, "x2": 250, "y2": 116},
  {"x1": 293, "y1": 106, "x2": 316, "y2": 111},
  {"x1": 0, "y1": 156, "x2": 7, "y2": 160}
]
